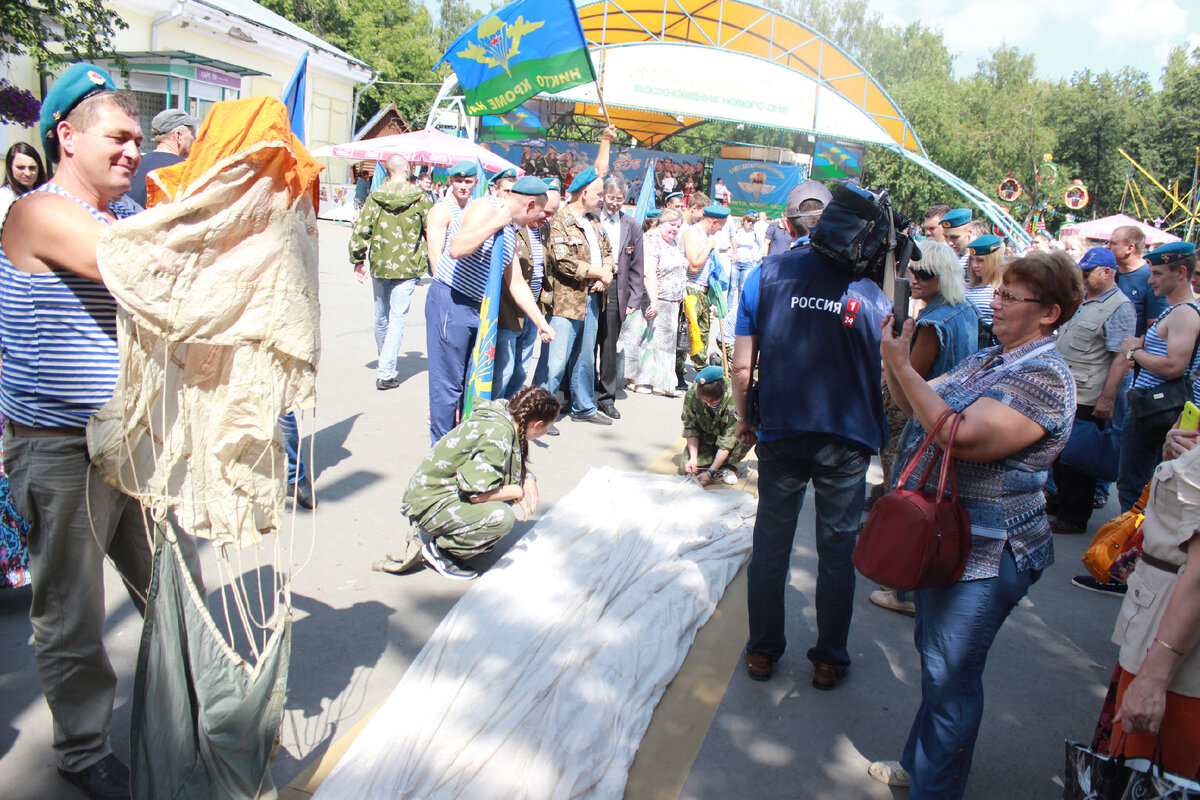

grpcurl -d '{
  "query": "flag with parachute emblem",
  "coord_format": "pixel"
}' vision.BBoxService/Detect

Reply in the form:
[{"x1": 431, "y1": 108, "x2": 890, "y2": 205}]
[
  {"x1": 811, "y1": 138, "x2": 864, "y2": 180},
  {"x1": 435, "y1": 0, "x2": 597, "y2": 117}
]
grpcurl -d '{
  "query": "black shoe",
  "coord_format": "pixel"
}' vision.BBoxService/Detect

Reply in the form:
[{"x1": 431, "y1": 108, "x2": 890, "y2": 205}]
[
  {"x1": 598, "y1": 402, "x2": 621, "y2": 419},
  {"x1": 1050, "y1": 518, "x2": 1088, "y2": 534},
  {"x1": 376, "y1": 377, "x2": 401, "y2": 390},
  {"x1": 546, "y1": 423, "x2": 560, "y2": 436},
  {"x1": 1094, "y1": 488, "x2": 1109, "y2": 509},
  {"x1": 58, "y1": 754, "x2": 131, "y2": 800},
  {"x1": 675, "y1": 379, "x2": 688, "y2": 391},
  {"x1": 571, "y1": 412, "x2": 613, "y2": 426},
  {"x1": 1071, "y1": 575, "x2": 1127, "y2": 596},
  {"x1": 288, "y1": 479, "x2": 316, "y2": 509},
  {"x1": 421, "y1": 540, "x2": 478, "y2": 581}
]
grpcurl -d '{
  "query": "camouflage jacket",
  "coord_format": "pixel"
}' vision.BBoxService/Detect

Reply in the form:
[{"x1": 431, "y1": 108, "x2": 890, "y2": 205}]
[
  {"x1": 349, "y1": 181, "x2": 434, "y2": 280},
  {"x1": 543, "y1": 207, "x2": 614, "y2": 321},
  {"x1": 681, "y1": 385, "x2": 739, "y2": 451},
  {"x1": 400, "y1": 399, "x2": 522, "y2": 519}
]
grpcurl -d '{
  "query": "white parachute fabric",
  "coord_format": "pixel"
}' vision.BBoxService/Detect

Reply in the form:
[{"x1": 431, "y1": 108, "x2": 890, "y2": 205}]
[
  {"x1": 312, "y1": 467, "x2": 756, "y2": 800},
  {"x1": 87, "y1": 142, "x2": 320, "y2": 548}
]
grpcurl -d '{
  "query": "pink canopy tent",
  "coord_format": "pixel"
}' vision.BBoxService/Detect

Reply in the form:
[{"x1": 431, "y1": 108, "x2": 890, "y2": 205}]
[
  {"x1": 1058, "y1": 214, "x2": 1181, "y2": 247},
  {"x1": 310, "y1": 128, "x2": 521, "y2": 174}
]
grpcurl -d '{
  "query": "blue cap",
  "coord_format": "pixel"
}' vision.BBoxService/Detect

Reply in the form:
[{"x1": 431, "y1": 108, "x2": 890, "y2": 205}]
[
  {"x1": 1145, "y1": 241, "x2": 1196, "y2": 265},
  {"x1": 940, "y1": 208, "x2": 972, "y2": 229},
  {"x1": 510, "y1": 175, "x2": 547, "y2": 196},
  {"x1": 543, "y1": 177, "x2": 562, "y2": 192},
  {"x1": 491, "y1": 167, "x2": 517, "y2": 183},
  {"x1": 967, "y1": 234, "x2": 1002, "y2": 255},
  {"x1": 645, "y1": 208, "x2": 661, "y2": 219},
  {"x1": 703, "y1": 204, "x2": 730, "y2": 219},
  {"x1": 1078, "y1": 246, "x2": 1117, "y2": 271},
  {"x1": 448, "y1": 159, "x2": 477, "y2": 177},
  {"x1": 664, "y1": 191, "x2": 683, "y2": 202},
  {"x1": 40, "y1": 62, "x2": 117, "y2": 162},
  {"x1": 695, "y1": 365, "x2": 725, "y2": 384},
  {"x1": 567, "y1": 166, "x2": 598, "y2": 194}
]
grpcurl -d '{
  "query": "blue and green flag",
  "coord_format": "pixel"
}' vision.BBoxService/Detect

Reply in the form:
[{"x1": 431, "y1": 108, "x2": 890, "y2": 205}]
[
  {"x1": 480, "y1": 101, "x2": 547, "y2": 141},
  {"x1": 812, "y1": 138, "x2": 865, "y2": 181},
  {"x1": 435, "y1": 0, "x2": 597, "y2": 117}
]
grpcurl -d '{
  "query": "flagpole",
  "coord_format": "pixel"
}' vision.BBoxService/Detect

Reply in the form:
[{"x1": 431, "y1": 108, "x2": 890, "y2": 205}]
[{"x1": 595, "y1": 47, "x2": 610, "y2": 125}]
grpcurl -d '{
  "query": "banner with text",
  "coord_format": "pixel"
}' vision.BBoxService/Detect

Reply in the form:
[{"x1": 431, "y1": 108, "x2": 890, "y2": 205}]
[{"x1": 711, "y1": 158, "x2": 806, "y2": 216}]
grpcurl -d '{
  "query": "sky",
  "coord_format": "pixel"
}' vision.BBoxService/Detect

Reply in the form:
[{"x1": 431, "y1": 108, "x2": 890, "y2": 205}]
[{"x1": 451, "y1": 0, "x2": 1200, "y2": 84}]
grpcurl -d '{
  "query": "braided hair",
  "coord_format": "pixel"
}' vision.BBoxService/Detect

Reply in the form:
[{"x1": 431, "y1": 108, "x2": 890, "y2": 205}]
[{"x1": 508, "y1": 386, "x2": 560, "y2": 480}]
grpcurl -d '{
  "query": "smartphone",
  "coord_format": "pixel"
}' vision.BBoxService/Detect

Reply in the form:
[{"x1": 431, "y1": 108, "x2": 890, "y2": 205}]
[
  {"x1": 892, "y1": 277, "x2": 911, "y2": 336},
  {"x1": 1181, "y1": 401, "x2": 1200, "y2": 431}
]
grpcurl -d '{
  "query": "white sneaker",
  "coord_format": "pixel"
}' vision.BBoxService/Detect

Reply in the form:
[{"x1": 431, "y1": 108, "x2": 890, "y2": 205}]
[
  {"x1": 719, "y1": 467, "x2": 739, "y2": 485},
  {"x1": 868, "y1": 760, "x2": 911, "y2": 788},
  {"x1": 420, "y1": 540, "x2": 478, "y2": 581},
  {"x1": 869, "y1": 589, "x2": 915, "y2": 616}
]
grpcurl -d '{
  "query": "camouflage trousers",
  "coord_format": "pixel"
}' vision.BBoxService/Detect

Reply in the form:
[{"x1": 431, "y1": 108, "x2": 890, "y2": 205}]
[
  {"x1": 687, "y1": 286, "x2": 712, "y2": 370},
  {"x1": 867, "y1": 388, "x2": 909, "y2": 505},
  {"x1": 695, "y1": 438, "x2": 752, "y2": 471},
  {"x1": 414, "y1": 499, "x2": 515, "y2": 560}
]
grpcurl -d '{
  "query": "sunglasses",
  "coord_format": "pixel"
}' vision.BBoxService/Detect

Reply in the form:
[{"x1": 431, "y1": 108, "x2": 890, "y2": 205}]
[{"x1": 909, "y1": 267, "x2": 937, "y2": 281}]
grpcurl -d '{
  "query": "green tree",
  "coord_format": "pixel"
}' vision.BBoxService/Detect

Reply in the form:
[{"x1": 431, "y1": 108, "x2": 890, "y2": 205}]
[
  {"x1": 1149, "y1": 46, "x2": 1200, "y2": 190},
  {"x1": 0, "y1": 0, "x2": 128, "y2": 73}
]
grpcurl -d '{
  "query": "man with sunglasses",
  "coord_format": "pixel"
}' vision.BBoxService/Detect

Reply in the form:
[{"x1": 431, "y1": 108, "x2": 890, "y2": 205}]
[{"x1": 1049, "y1": 247, "x2": 1135, "y2": 534}]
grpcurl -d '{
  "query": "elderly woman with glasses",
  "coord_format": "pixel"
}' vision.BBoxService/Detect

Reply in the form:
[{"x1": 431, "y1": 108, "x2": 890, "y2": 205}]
[
  {"x1": 868, "y1": 241, "x2": 979, "y2": 611},
  {"x1": 869, "y1": 250, "x2": 1083, "y2": 799}
]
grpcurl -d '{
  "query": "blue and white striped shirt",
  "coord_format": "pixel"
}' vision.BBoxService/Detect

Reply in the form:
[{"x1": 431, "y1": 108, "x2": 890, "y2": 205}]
[
  {"x1": 433, "y1": 195, "x2": 514, "y2": 303},
  {"x1": 529, "y1": 232, "x2": 544, "y2": 300},
  {"x1": 0, "y1": 184, "x2": 132, "y2": 427},
  {"x1": 1132, "y1": 301, "x2": 1200, "y2": 390}
]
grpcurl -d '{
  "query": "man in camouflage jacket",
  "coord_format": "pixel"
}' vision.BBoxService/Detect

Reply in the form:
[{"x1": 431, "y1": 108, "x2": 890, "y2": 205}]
[{"x1": 350, "y1": 154, "x2": 434, "y2": 390}]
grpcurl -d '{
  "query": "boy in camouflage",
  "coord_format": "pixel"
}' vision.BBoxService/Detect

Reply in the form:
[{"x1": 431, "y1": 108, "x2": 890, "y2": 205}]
[
  {"x1": 400, "y1": 387, "x2": 560, "y2": 579},
  {"x1": 682, "y1": 365, "x2": 751, "y2": 487}
]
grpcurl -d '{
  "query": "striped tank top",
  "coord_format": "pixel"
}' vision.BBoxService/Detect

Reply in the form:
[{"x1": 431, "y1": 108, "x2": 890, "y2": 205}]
[
  {"x1": 1132, "y1": 301, "x2": 1200, "y2": 389},
  {"x1": 0, "y1": 184, "x2": 132, "y2": 427},
  {"x1": 684, "y1": 223, "x2": 711, "y2": 289},
  {"x1": 528, "y1": 231, "x2": 544, "y2": 300},
  {"x1": 433, "y1": 195, "x2": 514, "y2": 303}
]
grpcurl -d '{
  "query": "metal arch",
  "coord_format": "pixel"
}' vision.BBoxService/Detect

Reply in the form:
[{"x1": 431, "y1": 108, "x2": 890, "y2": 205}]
[{"x1": 574, "y1": 0, "x2": 926, "y2": 157}]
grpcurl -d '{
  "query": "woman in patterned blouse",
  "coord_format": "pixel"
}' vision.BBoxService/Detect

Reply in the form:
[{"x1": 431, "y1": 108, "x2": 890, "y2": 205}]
[{"x1": 869, "y1": 250, "x2": 1083, "y2": 799}]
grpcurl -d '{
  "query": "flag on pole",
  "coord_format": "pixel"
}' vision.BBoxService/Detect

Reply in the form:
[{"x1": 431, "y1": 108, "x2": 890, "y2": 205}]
[
  {"x1": 632, "y1": 158, "x2": 656, "y2": 224},
  {"x1": 282, "y1": 51, "x2": 309, "y2": 145},
  {"x1": 435, "y1": 0, "x2": 596, "y2": 117},
  {"x1": 462, "y1": 233, "x2": 508, "y2": 418}
]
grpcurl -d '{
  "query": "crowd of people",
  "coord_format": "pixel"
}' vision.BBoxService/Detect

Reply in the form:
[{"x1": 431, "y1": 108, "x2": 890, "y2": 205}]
[{"x1": 2, "y1": 59, "x2": 1198, "y2": 799}]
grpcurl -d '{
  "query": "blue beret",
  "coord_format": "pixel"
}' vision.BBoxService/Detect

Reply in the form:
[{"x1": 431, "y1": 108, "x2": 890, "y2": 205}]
[
  {"x1": 695, "y1": 365, "x2": 725, "y2": 384},
  {"x1": 1145, "y1": 241, "x2": 1196, "y2": 265},
  {"x1": 664, "y1": 191, "x2": 683, "y2": 202},
  {"x1": 543, "y1": 177, "x2": 562, "y2": 192},
  {"x1": 490, "y1": 167, "x2": 517, "y2": 183},
  {"x1": 567, "y1": 166, "x2": 598, "y2": 194},
  {"x1": 40, "y1": 62, "x2": 117, "y2": 163},
  {"x1": 510, "y1": 175, "x2": 547, "y2": 196},
  {"x1": 448, "y1": 159, "x2": 477, "y2": 177},
  {"x1": 940, "y1": 208, "x2": 972, "y2": 229},
  {"x1": 1078, "y1": 246, "x2": 1117, "y2": 271},
  {"x1": 645, "y1": 208, "x2": 661, "y2": 218},
  {"x1": 967, "y1": 234, "x2": 1002, "y2": 255},
  {"x1": 703, "y1": 204, "x2": 730, "y2": 219}
]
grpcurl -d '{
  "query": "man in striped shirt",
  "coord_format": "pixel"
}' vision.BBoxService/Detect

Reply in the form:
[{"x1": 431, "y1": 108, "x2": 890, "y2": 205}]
[
  {"x1": 426, "y1": 176, "x2": 554, "y2": 443},
  {"x1": 1, "y1": 64, "x2": 152, "y2": 799}
]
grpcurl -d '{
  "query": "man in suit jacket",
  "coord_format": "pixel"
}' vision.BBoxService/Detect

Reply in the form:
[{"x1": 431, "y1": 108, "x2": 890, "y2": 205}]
[{"x1": 596, "y1": 174, "x2": 645, "y2": 419}]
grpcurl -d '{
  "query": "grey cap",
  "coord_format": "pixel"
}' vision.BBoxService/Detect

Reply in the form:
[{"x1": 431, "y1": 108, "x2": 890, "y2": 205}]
[
  {"x1": 785, "y1": 179, "x2": 833, "y2": 218},
  {"x1": 151, "y1": 109, "x2": 200, "y2": 136}
]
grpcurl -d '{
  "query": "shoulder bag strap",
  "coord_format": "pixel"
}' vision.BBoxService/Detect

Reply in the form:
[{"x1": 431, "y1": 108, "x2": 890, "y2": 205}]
[{"x1": 896, "y1": 409, "x2": 957, "y2": 488}]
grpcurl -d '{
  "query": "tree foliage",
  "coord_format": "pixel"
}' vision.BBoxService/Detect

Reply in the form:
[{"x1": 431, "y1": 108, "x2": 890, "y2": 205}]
[{"x1": 0, "y1": 0, "x2": 128, "y2": 73}]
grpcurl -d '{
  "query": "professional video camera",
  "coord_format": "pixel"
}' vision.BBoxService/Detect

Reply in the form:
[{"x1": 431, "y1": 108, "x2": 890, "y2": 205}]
[{"x1": 810, "y1": 182, "x2": 920, "y2": 285}]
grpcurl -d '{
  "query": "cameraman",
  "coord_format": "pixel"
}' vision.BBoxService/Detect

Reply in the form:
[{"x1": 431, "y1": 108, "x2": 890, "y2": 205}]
[{"x1": 733, "y1": 181, "x2": 892, "y2": 690}]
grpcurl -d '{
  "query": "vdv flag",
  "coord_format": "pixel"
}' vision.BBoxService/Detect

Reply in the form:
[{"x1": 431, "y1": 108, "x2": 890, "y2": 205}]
[
  {"x1": 632, "y1": 158, "x2": 656, "y2": 224},
  {"x1": 463, "y1": 230, "x2": 509, "y2": 418},
  {"x1": 435, "y1": 0, "x2": 597, "y2": 117},
  {"x1": 282, "y1": 51, "x2": 308, "y2": 144}
]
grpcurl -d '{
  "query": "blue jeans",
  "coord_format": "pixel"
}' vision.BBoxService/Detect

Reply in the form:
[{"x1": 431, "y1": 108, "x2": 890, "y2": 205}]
[
  {"x1": 424, "y1": 281, "x2": 480, "y2": 444},
  {"x1": 901, "y1": 548, "x2": 1040, "y2": 800},
  {"x1": 279, "y1": 411, "x2": 306, "y2": 486},
  {"x1": 728, "y1": 259, "x2": 757, "y2": 306},
  {"x1": 496, "y1": 317, "x2": 538, "y2": 400},
  {"x1": 746, "y1": 433, "x2": 868, "y2": 668},
  {"x1": 1117, "y1": 399, "x2": 1162, "y2": 512},
  {"x1": 537, "y1": 293, "x2": 600, "y2": 416},
  {"x1": 373, "y1": 277, "x2": 417, "y2": 381}
]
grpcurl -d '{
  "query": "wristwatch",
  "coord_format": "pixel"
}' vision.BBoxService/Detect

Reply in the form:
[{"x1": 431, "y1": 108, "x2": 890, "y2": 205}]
[{"x1": 1126, "y1": 346, "x2": 1142, "y2": 362}]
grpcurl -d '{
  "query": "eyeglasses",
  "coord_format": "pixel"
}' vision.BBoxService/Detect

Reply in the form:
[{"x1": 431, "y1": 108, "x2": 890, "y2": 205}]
[
  {"x1": 908, "y1": 267, "x2": 936, "y2": 281},
  {"x1": 994, "y1": 288, "x2": 1045, "y2": 305}
]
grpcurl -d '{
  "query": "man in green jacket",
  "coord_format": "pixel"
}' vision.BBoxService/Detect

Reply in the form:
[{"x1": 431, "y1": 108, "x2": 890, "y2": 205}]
[{"x1": 351, "y1": 154, "x2": 434, "y2": 390}]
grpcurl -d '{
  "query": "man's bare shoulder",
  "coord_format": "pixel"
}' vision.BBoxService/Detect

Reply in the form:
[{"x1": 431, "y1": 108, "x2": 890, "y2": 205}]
[
  {"x1": 5, "y1": 192, "x2": 104, "y2": 245},
  {"x1": 427, "y1": 202, "x2": 452, "y2": 224}
]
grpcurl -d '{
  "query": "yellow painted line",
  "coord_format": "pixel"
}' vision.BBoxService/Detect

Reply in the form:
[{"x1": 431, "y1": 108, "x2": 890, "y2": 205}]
[{"x1": 282, "y1": 438, "x2": 758, "y2": 800}]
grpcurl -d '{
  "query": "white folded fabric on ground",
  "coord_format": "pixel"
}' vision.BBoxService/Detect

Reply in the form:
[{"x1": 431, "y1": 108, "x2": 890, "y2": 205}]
[{"x1": 312, "y1": 466, "x2": 756, "y2": 800}]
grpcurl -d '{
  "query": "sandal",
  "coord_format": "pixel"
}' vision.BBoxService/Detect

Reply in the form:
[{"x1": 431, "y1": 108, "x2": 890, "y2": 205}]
[{"x1": 868, "y1": 761, "x2": 911, "y2": 788}]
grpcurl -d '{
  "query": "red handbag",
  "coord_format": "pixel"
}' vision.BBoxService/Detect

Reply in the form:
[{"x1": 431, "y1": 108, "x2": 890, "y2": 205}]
[{"x1": 853, "y1": 409, "x2": 971, "y2": 591}]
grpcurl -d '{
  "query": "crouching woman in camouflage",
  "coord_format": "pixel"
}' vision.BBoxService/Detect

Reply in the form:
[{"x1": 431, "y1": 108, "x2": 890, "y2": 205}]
[{"x1": 401, "y1": 386, "x2": 561, "y2": 580}]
